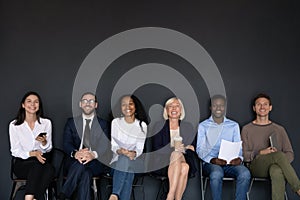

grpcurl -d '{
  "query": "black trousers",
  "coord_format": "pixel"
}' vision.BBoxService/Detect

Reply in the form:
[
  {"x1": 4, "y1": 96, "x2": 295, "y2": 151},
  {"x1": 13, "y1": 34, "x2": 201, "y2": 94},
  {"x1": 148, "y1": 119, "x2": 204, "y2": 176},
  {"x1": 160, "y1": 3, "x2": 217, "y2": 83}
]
[
  {"x1": 14, "y1": 154, "x2": 55, "y2": 199},
  {"x1": 61, "y1": 158, "x2": 105, "y2": 200}
]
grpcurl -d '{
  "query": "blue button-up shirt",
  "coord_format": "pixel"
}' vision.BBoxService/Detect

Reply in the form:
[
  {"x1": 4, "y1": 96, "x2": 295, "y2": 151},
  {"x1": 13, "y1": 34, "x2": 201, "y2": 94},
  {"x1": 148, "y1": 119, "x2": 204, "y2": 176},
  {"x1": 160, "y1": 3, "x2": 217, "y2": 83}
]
[{"x1": 196, "y1": 116, "x2": 243, "y2": 163}]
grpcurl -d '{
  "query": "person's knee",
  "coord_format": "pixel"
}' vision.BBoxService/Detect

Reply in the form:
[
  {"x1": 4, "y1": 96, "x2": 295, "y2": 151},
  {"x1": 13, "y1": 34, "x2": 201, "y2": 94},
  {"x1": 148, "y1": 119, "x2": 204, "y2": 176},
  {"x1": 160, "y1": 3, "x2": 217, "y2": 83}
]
[
  {"x1": 181, "y1": 163, "x2": 189, "y2": 175},
  {"x1": 237, "y1": 167, "x2": 251, "y2": 180},
  {"x1": 115, "y1": 156, "x2": 131, "y2": 170},
  {"x1": 81, "y1": 168, "x2": 93, "y2": 180},
  {"x1": 170, "y1": 151, "x2": 182, "y2": 162},
  {"x1": 72, "y1": 161, "x2": 85, "y2": 170},
  {"x1": 269, "y1": 164, "x2": 284, "y2": 179},
  {"x1": 210, "y1": 169, "x2": 224, "y2": 180},
  {"x1": 274, "y1": 151, "x2": 285, "y2": 157},
  {"x1": 171, "y1": 151, "x2": 181, "y2": 157},
  {"x1": 118, "y1": 155, "x2": 131, "y2": 164},
  {"x1": 272, "y1": 151, "x2": 287, "y2": 162},
  {"x1": 204, "y1": 164, "x2": 223, "y2": 179}
]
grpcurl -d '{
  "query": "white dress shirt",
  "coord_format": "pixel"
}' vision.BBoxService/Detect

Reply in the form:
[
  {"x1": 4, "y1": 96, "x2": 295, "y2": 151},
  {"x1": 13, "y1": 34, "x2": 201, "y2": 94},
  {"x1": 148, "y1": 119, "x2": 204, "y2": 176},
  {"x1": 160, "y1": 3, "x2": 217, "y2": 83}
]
[
  {"x1": 110, "y1": 117, "x2": 147, "y2": 163},
  {"x1": 9, "y1": 118, "x2": 52, "y2": 159}
]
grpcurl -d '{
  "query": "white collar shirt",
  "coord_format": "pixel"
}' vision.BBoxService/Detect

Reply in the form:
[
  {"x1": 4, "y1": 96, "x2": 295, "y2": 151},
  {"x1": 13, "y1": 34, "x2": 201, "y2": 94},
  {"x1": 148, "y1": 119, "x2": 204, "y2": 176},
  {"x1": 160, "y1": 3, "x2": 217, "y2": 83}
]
[{"x1": 9, "y1": 118, "x2": 52, "y2": 159}]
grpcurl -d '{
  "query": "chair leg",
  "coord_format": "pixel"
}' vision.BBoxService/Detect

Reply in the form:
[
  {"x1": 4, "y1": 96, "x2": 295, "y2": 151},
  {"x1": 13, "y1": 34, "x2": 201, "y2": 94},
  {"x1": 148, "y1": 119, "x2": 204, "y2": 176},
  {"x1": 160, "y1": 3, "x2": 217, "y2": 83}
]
[
  {"x1": 45, "y1": 188, "x2": 49, "y2": 200},
  {"x1": 200, "y1": 176, "x2": 204, "y2": 200},
  {"x1": 132, "y1": 188, "x2": 135, "y2": 200},
  {"x1": 247, "y1": 178, "x2": 254, "y2": 200},
  {"x1": 10, "y1": 182, "x2": 26, "y2": 200},
  {"x1": 10, "y1": 182, "x2": 17, "y2": 200},
  {"x1": 284, "y1": 191, "x2": 288, "y2": 200},
  {"x1": 203, "y1": 177, "x2": 208, "y2": 200},
  {"x1": 92, "y1": 178, "x2": 99, "y2": 200}
]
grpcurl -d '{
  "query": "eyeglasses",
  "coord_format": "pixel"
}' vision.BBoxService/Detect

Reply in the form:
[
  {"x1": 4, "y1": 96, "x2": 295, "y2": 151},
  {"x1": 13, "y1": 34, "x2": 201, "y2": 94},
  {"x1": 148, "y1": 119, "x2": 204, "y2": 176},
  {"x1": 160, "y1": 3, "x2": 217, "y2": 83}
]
[{"x1": 81, "y1": 99, "x2": 96, "y2": 104}]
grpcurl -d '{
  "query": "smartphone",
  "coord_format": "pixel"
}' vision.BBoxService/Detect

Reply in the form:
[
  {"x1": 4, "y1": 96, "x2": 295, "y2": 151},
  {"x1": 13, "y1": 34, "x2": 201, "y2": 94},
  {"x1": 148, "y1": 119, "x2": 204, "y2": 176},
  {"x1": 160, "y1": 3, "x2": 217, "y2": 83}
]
[{"x1": 38, "y1": 132, "x2": 47, "y2": 137}]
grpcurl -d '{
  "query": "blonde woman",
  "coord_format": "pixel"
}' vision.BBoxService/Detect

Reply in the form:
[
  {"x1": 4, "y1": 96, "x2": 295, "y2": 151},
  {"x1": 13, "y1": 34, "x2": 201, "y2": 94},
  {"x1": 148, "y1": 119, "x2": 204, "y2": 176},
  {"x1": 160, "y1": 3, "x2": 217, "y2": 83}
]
[{"x1": 152, "y1": 97, "x2": 197, "y2": 200}]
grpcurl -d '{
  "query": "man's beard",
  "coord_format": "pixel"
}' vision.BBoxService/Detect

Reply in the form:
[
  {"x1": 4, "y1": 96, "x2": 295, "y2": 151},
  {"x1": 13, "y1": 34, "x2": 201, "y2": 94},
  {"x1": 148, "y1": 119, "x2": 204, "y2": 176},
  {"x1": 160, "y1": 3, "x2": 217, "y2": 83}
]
[{"x1": 82, "y1": 107, "x2": 95, "y2": 115}]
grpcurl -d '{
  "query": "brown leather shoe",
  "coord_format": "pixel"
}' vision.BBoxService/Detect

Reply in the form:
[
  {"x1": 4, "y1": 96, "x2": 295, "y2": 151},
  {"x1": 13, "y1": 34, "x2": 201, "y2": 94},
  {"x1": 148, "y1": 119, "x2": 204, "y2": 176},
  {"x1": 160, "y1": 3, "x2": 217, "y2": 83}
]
[{"x1": 109, "y1": 194, "x2": 118, "y2": 200}]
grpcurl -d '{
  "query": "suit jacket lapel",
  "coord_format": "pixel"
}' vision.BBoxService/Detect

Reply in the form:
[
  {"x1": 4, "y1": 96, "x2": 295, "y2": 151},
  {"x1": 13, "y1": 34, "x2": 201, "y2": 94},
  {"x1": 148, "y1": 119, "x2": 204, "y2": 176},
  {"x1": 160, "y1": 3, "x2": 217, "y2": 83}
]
[
  {"x1": 74, "y1": 116, "x2": 84, "y2": 139},
  {"x1": 165, "y1": 120, "x2": 171, "y2": 143},
  {"x1": 90, "y1": 117, "x2": 104, "y2": 149}
]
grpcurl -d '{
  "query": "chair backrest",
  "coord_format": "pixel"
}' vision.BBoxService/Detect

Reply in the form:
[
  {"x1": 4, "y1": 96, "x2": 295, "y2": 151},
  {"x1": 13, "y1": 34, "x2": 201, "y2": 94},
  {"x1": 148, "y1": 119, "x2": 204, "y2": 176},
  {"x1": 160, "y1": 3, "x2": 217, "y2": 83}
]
[
  {"x1": 10, "y1": 156, "x2": 17, "y2": 180},
  {"x1": 10, "y1": 156, "x2": 28, "y2": 180},
  {"x1": 199, "y1": 159, "x2": 205, "y2": 179}
]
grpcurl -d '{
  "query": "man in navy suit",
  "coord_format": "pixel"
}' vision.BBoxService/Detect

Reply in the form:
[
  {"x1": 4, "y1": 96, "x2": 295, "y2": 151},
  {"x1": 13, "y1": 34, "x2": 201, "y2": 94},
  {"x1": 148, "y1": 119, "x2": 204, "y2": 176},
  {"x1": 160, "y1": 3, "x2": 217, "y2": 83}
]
[{"x1": 60, "y1": 92, "x2": 110, "y2": 200}]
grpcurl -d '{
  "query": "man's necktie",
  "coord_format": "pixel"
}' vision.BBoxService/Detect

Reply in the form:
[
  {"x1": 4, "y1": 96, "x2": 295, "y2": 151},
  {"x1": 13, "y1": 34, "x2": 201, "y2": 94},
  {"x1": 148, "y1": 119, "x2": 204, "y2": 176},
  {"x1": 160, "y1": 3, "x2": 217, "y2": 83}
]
[{"x1": 83, "y1": 119, "x2": 91, "y2": 149}]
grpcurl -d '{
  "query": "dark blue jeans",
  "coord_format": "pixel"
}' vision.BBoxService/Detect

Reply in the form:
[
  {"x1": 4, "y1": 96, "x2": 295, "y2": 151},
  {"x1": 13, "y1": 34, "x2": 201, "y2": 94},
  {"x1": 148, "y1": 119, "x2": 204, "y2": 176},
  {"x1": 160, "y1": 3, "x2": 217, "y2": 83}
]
[
  {"x1": 111, "y1": 155, "x2": 144, "y2": 200},
  {"x1": 203, "y1": 163, "x2": 251, "y2": 200}
]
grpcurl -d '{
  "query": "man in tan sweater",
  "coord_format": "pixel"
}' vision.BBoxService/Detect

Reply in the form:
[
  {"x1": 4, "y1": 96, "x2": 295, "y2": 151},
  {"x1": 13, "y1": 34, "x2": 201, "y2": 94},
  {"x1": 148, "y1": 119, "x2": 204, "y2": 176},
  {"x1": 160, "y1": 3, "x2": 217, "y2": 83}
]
[{"x1": 241, "y1": 93, "x2": 300, "y2": 200}]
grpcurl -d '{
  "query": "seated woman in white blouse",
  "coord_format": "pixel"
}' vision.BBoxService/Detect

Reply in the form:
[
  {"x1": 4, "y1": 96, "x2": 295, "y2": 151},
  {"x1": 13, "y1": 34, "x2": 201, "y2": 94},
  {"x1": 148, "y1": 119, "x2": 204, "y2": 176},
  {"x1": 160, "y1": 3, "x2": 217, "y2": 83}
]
[
  {"x1": 109, "y1": 95, "x2": 149, "y2": 200},
  {"x1": 9, "y1": 91, "x2": 54, "y2": 200}
]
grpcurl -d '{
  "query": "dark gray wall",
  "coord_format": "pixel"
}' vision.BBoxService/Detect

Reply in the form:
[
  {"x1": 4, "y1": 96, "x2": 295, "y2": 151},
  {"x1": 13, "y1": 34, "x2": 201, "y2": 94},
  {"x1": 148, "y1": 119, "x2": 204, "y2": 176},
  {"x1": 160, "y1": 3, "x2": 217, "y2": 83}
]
[{"x1": 1, "y1": 1, "x2": 300, "y2": 199}]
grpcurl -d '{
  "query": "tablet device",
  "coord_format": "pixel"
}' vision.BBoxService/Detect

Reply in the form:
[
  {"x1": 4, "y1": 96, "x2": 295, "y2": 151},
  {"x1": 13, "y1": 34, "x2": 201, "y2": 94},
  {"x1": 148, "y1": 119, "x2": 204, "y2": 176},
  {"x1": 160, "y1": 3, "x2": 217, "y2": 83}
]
[{"x1": 269, "y1": 133, "x2": 279, "y2": 149}]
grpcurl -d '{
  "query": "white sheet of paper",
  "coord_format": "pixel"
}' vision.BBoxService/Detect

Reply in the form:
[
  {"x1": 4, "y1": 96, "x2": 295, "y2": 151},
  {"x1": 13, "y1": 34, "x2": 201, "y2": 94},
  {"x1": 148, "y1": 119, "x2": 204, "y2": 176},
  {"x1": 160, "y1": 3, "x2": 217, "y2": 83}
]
[{"x1": 218, "y1": 139, "x2": 242, "y2": 164}]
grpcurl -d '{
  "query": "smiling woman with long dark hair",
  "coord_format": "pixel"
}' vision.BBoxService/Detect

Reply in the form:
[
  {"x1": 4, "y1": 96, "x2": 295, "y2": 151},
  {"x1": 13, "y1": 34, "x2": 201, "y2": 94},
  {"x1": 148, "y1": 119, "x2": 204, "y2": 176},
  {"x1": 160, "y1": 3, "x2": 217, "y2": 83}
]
[
  {"x1": 109, "y1": 94, "x2": 148, "y2": 200},
  {"x1": 9, "y1": 91, "x2": 54, "y2": 200}
]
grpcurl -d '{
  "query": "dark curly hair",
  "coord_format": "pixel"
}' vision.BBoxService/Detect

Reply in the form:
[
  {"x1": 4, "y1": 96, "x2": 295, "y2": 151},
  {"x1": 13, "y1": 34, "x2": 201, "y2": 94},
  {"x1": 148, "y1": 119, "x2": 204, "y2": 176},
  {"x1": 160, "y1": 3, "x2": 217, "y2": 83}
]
[{"x1": 114, "y1": 94, "x2": 149, "y2": 132}]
